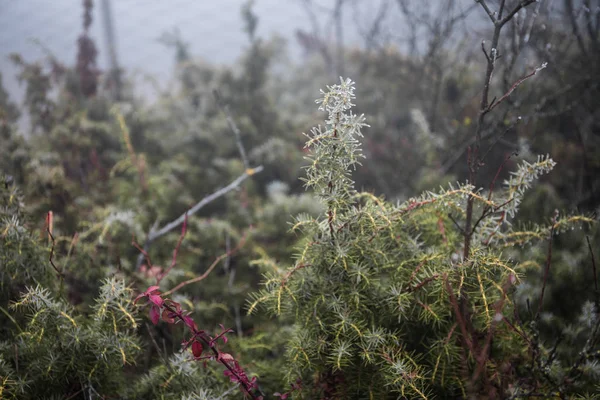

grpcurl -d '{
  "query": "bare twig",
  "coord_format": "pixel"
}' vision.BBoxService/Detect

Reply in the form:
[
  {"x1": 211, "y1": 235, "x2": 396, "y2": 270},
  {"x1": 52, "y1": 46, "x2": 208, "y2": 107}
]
[
  {"x1": 586, "y1": 235, "x2": 598, "y2": 306},
  {"x1": 163, "y1": 231, "x2": 249, "y2": 297},
  {"x1": 488, "y1": 62, "x2": 548, "y2": 112},
  {"x1": 156, "y1": 213, "x2": 188, "y2": 284},
  {"x1": 448, "y1": 213, "x2": 466, "y2": 235},
  {"x1": 145, "y1": 322, "x2": 174, "y2": 373},
  {"x1": 564, "y1": 0, "x2": 590, "y2": 58},
  {"x1": 132, "y1": 236, "x2": 154, "y2": 268},
  {"x1": 47, "y1": 229, "x2": 63, "y2": 278},
  {"x1": 225, "y1": 233, "x2": 243, "y2": 338},
  {"x1": 536, "y1": 210, "x2": 559, "y2": 320},
  {"x1": 498, "y1": 0, "x2": 538, "y2": 27},
  {"x1": 213, "y1": 89, "x2": 250, "y2": 170},
  {"x1": 476, "y1": 0, "x2": 497, "y2": 24}
]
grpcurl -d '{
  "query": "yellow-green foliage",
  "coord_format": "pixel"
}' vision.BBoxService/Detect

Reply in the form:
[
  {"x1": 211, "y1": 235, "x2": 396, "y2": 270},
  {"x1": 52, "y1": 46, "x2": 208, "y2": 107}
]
[{"x1": 251, "y1": 79, "x2": 597, "y2": 399}]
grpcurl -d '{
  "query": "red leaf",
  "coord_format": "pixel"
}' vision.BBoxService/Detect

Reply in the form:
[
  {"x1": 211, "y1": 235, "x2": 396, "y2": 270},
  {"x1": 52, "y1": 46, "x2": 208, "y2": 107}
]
[
  {"x1": 192, "y1": 341, "x2": 203, "y2": 358},
  {"x1": 148, "y1": 294, "x2": 163, "y2": 307},
  {"x1": 149, "y1": 305, "x2": 160, "y2": 325},
  {"x1": 134, "y1": 286, "x2": 161, "y2": 304},
  {"x1": 183, "y1": 316, "x2": 197, "y2": 331},
  {"x1": 146, "y1": 285, "x2": 160, "y2": 294}
]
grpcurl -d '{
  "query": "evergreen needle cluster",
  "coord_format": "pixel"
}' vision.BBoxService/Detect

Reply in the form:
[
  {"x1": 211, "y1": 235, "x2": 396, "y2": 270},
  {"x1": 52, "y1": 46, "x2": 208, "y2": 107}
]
[{"x1": 250, "y1": 79, "x2": 596, "y2": 399}]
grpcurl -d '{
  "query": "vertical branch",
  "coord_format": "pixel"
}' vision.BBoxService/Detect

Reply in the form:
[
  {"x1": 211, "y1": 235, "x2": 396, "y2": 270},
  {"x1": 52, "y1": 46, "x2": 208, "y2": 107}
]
[
  {"x1": 586, "y1": 235, "x2": 598, "y2": 307},
  {"x1": 455, "y1": 1, "x2": 537, "y2": 396},
  {"x1": 536, "y1": 210, "x2": 559, "y2": 320},
  {"x1": 156, "y1": 214, "x2": 188, "y2": 284},
  {"x1": 213, "y1": 89, "x2": 250, "y2": 170},
  {"x1": 100, "y1": 0, "x2": 122, "y2": 100},
  {"x1": 465, "y1": 0, "x2": 537, "y2": 259},
  {"x1": 334, "y1": 0, "x2": 345, "y2": 77},
  {"x1": 225, "y1": 233, "x2": 243, "y2": 338}
]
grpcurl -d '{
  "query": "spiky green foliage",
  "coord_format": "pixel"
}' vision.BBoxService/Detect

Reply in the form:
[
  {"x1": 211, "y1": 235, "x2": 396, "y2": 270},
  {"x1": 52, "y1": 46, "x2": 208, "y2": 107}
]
[
  {"x1": 251, "y1": 79, "x2": 597, "y2": 399},
  {"x1": 0, "y1": 180, "x2": 56, "y2": 325},
  {"x1": 0, "y1": 279, "x2": 140, "y2": 399},
  {"x1": 2, "y1": 1, "x2": 599, "y2": 396}
]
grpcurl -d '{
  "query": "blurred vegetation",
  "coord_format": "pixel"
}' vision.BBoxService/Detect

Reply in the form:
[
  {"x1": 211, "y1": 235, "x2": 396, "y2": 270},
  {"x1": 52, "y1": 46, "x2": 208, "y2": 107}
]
[{"x1": 0, "y1": 0, "x2": 598, "y2": 399}]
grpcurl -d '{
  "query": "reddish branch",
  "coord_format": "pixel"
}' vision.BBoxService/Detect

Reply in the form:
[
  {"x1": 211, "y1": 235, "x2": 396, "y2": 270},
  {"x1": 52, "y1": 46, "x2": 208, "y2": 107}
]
[
  {"x1": 488, "y1": 62, "x2": 548, "y2": 112},
  {"x1": 156, "y1": 213, "x2": 188, "y2": 284},
  {"x1": 472, "y1": 276, "x2": 513, "y2": 382},
  {"x1": 444, "y1": 275, "x2": 474, "y2": 354},
  {"x1": 280, "y1": 263, "x2": 311, "y2": 288},
  {"x1": 163, "y1": 231, "x2": 249, "y2": 297},
  {"x1": 134, "y1": 219, "x2": 260, "y2": 398},
  {"x1": 143, "y1": 294, "x2": 260, "y2": 399},
  {"x1": 405, "y1": 274, "x2": 440, "y2": 294}
]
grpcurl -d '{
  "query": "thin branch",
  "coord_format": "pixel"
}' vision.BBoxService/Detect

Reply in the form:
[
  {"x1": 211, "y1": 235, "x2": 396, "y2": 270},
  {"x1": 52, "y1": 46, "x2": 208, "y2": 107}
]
[
  {"x1": 47, "y1": 229, "x2": 63, "y2": 278},
  {"x1": 152, "y1": 168, "x2": 261, "y2": 243},
  {"x1": 565, "y1": 0, "x2": 590, "y2": 58},
  {"x1": 481, "y1": 40, "x2": 491, "y2": 62},
  {"x1": 498, "y1": 0, "x2": 507, "y2": 20},
  {"x1": 225, "y1": 233, "x2": 243, "y2": 338},
  {"x1": 448, "y1": 213, "x2": 466, "y2": 235},
  {"x1": 145, "y1": 323, "x2": 174, "y2": 374},
  {"x1": 587, "y1": 235, "x2": 598, "y2": 306},
  {"x1": 470, "y1": 152, "x2": 516, "y2": 235},
  {"x1": 536, "y1": 210, "x2": 559, "y2": 320},
  {"x1": 472, "y1": 276, "x2": 512, "y2": 382},
  {"x1": 499, "y1": 0, "x2": 538, "y2": 27},
  {"x1": 213, "y1": 89, "x2": 250, "y2": 170},
  {"x1": 476, "y1": 0, "x2": 497, "y2": 24},
  {"x1": 163, "y1": 231, "x2": 249, "y2": 297},
  {"x1": 404, "y1": 274, "x2": 440, "y2": 294},
  {"x1": 157, "y1": 213, "x2": 188, "y2": 283},
  {"x1": 445, "y1": 275, "x2": 475, "y2": 353},
  {"x1": 583, "y1": 0, "x2": 599, "y2": 53},
  {"x1": 160, "y1": 300, "x2": 259, "y2": 399},
  {"x1": 132, "y1": 236, "x2": 154, "y2": 268},
  {"x1": 488, "y1": 62, "x2": 548, "y2": 112}
]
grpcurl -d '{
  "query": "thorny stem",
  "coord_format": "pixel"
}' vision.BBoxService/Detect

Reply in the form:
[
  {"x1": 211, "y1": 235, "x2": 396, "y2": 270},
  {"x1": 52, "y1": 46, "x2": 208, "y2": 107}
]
[
  {"x1": 161, "y1": 301, "x2": 259, "y2": 399},
  {"x1": 135, "y1": 219, "x2": 259, "y2": 398}
]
